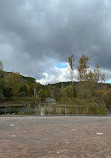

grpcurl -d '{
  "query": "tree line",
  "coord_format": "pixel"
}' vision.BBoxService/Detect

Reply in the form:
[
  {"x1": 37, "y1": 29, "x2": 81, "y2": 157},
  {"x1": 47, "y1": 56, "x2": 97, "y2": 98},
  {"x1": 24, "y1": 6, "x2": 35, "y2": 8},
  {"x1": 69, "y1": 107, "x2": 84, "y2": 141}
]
[
  {"x1": 0, "y1": 55, "x2": 111, "y2": 113},
  {"x1": 68, "y1": 54, "x2": 106, "y2": 98}
]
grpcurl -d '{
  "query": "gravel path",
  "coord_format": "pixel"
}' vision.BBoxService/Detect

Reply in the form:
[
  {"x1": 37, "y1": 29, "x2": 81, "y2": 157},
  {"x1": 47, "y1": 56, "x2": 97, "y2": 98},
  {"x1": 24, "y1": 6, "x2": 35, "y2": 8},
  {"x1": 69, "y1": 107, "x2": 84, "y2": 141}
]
[{"x1": 0, "y1": 116, "x2": 111, "y2": 158}]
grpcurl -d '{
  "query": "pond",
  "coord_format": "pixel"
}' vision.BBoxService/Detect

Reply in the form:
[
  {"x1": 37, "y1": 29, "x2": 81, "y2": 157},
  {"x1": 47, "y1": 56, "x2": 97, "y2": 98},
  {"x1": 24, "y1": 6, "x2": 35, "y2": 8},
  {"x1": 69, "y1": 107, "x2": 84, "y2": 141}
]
[
  {"x1": 0, "y1": 103, "x2": 108, "y2": 115},
  {"x1": 0, "y1": 104, "x2": 74, "y2": 115}
]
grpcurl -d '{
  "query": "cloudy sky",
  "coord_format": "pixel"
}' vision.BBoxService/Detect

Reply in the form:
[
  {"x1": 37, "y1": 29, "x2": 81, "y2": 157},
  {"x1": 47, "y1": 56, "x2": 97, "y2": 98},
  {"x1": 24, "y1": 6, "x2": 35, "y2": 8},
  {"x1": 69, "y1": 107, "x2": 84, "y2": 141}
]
[{"x1": 0, "y1": 0, "x2": 111, "y2": 84}]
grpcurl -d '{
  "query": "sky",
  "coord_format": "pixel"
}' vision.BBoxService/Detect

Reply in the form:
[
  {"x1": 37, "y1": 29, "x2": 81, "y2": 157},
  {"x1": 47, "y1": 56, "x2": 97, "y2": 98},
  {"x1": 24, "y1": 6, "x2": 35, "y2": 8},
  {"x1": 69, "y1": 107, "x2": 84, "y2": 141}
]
[{"x1": 0, "y1": 0, "x2": 111, "y2": 84}]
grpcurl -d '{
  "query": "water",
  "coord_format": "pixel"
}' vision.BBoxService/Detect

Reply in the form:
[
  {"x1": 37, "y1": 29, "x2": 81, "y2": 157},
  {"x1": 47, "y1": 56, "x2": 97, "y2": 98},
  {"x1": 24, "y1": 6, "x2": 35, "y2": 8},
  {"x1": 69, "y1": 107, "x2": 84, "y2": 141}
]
[
  {"x1": 0, "y1": 104, "x2": 73, "y2": 115},
  {"x1": 0, "y1": 104, "x2": 109, "y2": 115}
]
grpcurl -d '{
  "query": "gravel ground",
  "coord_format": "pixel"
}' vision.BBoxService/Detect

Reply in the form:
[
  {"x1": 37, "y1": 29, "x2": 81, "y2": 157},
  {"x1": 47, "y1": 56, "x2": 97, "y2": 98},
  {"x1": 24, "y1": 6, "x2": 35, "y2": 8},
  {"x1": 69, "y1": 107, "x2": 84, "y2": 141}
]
[{"x1": 0, "y1": 116, "x2": 111, "y2": 158}]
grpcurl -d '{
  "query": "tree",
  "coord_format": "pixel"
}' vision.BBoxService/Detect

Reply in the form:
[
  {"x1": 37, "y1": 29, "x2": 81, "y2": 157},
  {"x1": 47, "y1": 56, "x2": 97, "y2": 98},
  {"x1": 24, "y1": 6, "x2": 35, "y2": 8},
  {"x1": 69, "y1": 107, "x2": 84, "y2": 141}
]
[
  {"x1": 94, "y1": 65, "x2": 101, "y2": 82},
  {"x1": 94, "y1": 65, "x2": 106, "y2": 83},
  {"x1": 77, "y1": 56, "x2": 106, "y2": 97},
  {"x1": 86, "y1": 70, "x2": 96, "y2": 97},
  {"x1": 8, "y1": 72, "x2": 22, "y2": 96},
  {"x1": 68, "y1": 54, "x2": 74, "y2": 97},
  {"x1": 0, "y1": 61, "x2": 5, "y2": 99},
  {"x1": 63, "y1": 85, "x2": 77, "y2": 98},
  {"x1": 0, "y1": 61, "x2": 4, "y2": 79},
  {"x1": 0, "y1": 61, "x2": 3, "y2": 71},
  {"x1": 77, "y1": 54, "x2": 89, "y2": 81},
  {"x1": 38, "y1": 89, "x2": 48, "y2": 101},
  {"x1": 77, "y1": 55, "x2": 90, "y2": 97}
]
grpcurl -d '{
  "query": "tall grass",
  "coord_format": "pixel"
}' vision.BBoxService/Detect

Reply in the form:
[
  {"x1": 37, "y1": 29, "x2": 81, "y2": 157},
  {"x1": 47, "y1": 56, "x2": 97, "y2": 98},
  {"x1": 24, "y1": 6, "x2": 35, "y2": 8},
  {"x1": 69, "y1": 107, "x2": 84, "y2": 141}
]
[{"x1": 59, "y1": 97, "x2": 107, "y2": 115}]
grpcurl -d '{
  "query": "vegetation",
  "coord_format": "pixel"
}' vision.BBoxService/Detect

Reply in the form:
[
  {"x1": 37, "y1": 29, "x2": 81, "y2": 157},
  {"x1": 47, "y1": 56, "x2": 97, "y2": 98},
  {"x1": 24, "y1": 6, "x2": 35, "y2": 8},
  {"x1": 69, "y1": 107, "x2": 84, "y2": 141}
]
[
  {"x1": 68, "y1": 54, "x2": 74, "y2": 97},
  {"x1": 0, "y1": 54, "x2": 110, "y2": 115}
]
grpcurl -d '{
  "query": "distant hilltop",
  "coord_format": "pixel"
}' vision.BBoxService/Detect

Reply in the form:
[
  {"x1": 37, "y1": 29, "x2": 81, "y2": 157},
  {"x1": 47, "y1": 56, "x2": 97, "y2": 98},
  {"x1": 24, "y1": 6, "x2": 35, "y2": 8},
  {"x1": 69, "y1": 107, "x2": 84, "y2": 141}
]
[{"x1": 3, "y1": 71, "x2": 36, "y2": 84}]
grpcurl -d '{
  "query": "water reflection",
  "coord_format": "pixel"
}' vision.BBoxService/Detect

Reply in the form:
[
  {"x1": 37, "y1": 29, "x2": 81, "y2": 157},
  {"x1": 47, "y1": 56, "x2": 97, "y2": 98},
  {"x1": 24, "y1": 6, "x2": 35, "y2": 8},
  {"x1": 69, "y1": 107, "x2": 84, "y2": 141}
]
[
  {"x1": 39, "y1": 106, "x2": 72, "y2": 115},
  {"x1": 40, "y1": 107, "x2": 45, "y2": 115},
  {"x1": 0, "y1": 104, "x2": 73, "y2": 115}
]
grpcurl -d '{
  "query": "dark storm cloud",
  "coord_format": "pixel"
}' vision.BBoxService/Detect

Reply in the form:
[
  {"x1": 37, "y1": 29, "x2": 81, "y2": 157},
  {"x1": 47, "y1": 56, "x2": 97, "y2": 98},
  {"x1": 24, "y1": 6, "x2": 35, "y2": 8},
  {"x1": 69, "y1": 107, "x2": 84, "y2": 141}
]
[{"x1": 0, "y1": 0, "x2": 111, "y2": 82}]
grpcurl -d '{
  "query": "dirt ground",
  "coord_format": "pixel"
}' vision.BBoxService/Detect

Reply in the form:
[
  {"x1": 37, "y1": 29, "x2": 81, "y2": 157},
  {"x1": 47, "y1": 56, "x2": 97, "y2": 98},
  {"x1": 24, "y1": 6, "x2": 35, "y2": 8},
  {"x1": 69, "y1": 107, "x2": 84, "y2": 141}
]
[{"x1": 0, "y1": 116, "x2": 111, "y2": 158}]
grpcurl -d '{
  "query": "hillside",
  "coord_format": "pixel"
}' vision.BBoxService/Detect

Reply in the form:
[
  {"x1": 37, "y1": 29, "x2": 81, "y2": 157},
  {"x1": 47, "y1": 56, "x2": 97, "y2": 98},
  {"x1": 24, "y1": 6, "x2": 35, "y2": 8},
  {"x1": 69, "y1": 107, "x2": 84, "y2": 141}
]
[{"x1": 3, "y1": 71, "x2": 36, "y2": 84}]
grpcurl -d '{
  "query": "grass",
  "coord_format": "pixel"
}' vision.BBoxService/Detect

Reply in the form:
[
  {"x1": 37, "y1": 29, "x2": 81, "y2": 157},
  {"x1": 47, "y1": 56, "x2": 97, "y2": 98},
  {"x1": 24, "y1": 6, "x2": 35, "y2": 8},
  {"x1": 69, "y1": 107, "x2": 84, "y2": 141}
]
[{"x1": 58, "y1": 97, "x2": 107, "y2": 115}]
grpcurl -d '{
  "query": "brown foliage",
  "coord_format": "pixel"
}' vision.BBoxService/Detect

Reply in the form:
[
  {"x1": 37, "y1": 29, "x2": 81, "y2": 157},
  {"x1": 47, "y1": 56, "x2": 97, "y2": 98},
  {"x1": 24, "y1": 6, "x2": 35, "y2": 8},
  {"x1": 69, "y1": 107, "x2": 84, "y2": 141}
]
[{"x1": 77, "y1": 54, "x2": 89, "y2": 81}]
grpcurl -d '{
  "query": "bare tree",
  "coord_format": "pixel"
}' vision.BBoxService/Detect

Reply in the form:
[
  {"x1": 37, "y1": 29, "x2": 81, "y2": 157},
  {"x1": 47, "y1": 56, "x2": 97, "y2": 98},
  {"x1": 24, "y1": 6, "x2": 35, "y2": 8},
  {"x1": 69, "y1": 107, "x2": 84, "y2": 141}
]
[
  {"x1": 94, "y1": 65, "x2": 105, "y2": 83},
  {"x1": 94, "y1": 65, "x2": 101, "y2": 82}
]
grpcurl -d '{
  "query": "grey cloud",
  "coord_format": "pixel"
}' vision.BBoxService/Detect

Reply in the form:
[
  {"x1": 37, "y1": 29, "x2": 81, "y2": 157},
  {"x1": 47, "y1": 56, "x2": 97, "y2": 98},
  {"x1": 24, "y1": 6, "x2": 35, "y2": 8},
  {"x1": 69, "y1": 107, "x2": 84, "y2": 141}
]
[{"x1": 0, "y1": 0, "x2": 111, "y2": 82}]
